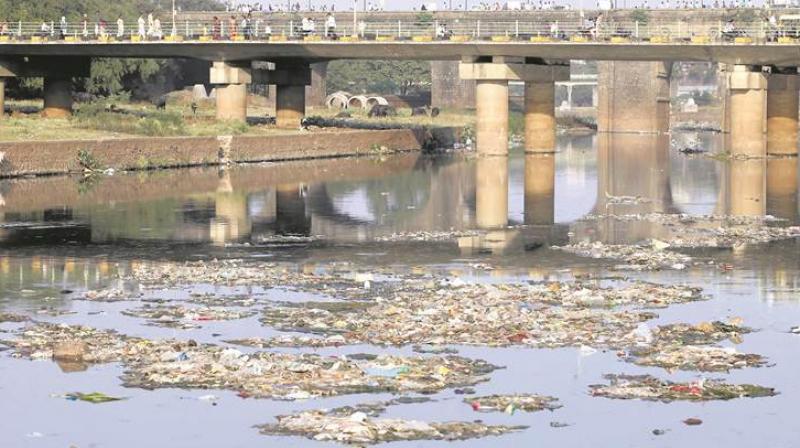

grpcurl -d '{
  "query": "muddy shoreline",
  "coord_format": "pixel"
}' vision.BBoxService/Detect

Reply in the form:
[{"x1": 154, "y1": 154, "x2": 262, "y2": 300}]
[{"x1": 0, "y1": 126, "x2": 463, "y2": 178}]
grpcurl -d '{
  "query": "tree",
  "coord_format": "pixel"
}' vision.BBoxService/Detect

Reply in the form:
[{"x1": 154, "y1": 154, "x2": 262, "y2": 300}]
[{"x1": 327, "y1": 60, "x2": 431, "y2": 96}]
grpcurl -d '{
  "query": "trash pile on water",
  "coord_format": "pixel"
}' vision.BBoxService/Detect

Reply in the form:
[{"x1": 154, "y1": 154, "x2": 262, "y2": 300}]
[
  {"x1": 590, "y1": 374, "x2": 776, "y2": 402},
  {"x1": 258, "y1": 402, "x2": 525, "y2": 444},
  {"x1": 466, "y1": 394, "x2": 561, "y2": 414},
  {"x1": 374, "y1": 230, "x2": 483, "y2": 243},
  {"x1": 257, "y1": 279, "x2": 703, "y2": 348},
  {"x1": 0, "y1": 312, "x2": 28, "y2": 323},
  {"x1": 5, "y1": 323, "x2": 498, "y2": 400},
  {"x1": 627, "y1": 345, "x2": 766, "y2": 372},
  {"x1": 560, "y1": 213, "x2": 800, "y2": 270},
  {"x1": 121, "y1": 304, "x2": 256, "y2": 329}
]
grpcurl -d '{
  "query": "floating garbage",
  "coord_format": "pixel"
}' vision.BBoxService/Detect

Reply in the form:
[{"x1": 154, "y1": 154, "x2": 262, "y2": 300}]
[
  {"x1": 554, "y1": 241, "x2": 692, "y2": 271},
  {"x1": 590, "y1": 374, "x2": 776, "y2": 402},
  {"x1": 627, "y1": 345, "x2": 766, "y2": 372},
  {"x1": 60, "y1": 392, "x2": 127, "y2": 404},
  {"x1": 375, "y1": 230, "x2": 483, "y2": 243},
  {"x1": 466, "y1": 394, "x2": 562, "y2": 414},
  {"x1": 121, "y1": 305, "x2": 256, "y2": 328},
  {"x1": 8, "y1": 323, "x2": 498, "y2": 400},
  {"x1": 258, "y1": 408, "x2": 525, "y2": 445},
  {"x1": 0, "y1": 312, "x2": 28, "y2": 323}
]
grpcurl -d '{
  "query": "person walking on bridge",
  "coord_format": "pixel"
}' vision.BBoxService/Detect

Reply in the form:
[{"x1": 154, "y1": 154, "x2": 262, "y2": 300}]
[
  {"x1": 81, "y1": 14, "x2": 89, "y2": 38},
  {"x1": 117, "y1": 17, "x2": 124, "y2": 38},
  {"x1": 59, "y1": 16, "x2": 67, "y2": 39},
  {"x1": 228, "y1": 15, "x2": 238, "y2": 38},
  {"x1": 325, "y1": 13, "x2": 336, "y2": 38},
  {"x1": 138, "y1": 15, "x2": 146, "y2": 39}
]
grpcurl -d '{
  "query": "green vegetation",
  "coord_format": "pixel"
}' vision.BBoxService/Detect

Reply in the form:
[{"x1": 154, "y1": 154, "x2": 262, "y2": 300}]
[
  {"x1": 327, "y1": 60, "x2": 431, "y2": 96},
  {"x1": 629, "y1": 10, "x2": 649, "y2": 24},
  {"x1": 73, "y1": 102, "x2": 187, "y2": 136},
  {"x1": 77, "y1": 148, "x2": 103, "y2": 171},
  {"x1": 0, "y1": 1, "x2": 223, "y2": 99}
]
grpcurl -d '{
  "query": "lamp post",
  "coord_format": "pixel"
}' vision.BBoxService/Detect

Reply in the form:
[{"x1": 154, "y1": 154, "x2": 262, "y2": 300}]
[
  {"x1": 353, "y1": 0, "x2": 358, "y2": 36},
  {"x1": 171, "y1": 0, "x2": 177, "y2": 36}
]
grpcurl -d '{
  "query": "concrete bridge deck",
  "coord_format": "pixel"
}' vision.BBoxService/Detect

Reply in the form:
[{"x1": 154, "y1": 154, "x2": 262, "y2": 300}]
[{"x1": 1, "y1": 41, "x2": 800, "y2": 66}]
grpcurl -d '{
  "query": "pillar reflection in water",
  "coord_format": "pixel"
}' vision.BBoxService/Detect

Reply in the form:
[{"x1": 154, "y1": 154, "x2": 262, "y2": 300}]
[
  {"x1": 524, "y1": 153, "x2": 555, "y2": 225},
  {"x1": 275, "y1": 184, "x2": 311, "y2": 235},
  {"x1": 210, "y1": 171, "x2": 252, "y2": 246},
  {"x1": 584, "y1": 133, "x2": 673, "y2": 244},
  {"x1": 475, "y1": 156, "x2": 509, "y2": 229},
  {"x1": 728, "y1": 159, "x2": 767, "y2": 217},
  {"x1": 767, "y1": 158, "x2": 798, "y2": 221}
]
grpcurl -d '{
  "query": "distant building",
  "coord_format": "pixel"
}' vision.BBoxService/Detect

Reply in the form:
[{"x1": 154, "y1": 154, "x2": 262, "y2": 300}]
[{"x1": 769, "y1": 0, "x2": 800, "y2": 7}]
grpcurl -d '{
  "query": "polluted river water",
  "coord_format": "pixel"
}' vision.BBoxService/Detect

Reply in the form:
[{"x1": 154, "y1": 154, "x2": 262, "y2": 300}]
[{"x1": 1, "y1": 132, "x2": 800, "y2": 447}]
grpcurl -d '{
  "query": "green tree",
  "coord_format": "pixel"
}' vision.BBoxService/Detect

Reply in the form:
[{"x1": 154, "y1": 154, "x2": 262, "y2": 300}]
[{"x1": 327, "y1": 60, "x2": 431, "y2": 96}]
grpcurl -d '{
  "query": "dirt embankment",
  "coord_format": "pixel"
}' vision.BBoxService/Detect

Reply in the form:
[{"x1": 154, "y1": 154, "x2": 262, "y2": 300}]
[{"x1": 0, "y1": 127, "x2": 462, "y2": 178}]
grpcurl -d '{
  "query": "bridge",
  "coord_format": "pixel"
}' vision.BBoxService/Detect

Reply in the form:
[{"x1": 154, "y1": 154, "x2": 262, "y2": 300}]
[{"x1": 0, "y1": 11, "x2": 799, "y2": 160}]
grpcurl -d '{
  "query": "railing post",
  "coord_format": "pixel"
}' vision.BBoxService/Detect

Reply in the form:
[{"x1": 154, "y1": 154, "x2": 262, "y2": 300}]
[
  {"x1": 289, "y1": 20, "x2": 293, "y2": 38},
  {"x1": 398, "y1": 20, "x2": 401, "y2": 38},
  {"x1": 186, "y1": 20, "x2": 189, "y2": 37},
  {"x1": 18, "y1": 21, "x2": 22, "y2": 36},
  {"x1": 477, "y1": 20, "x2": 481, "y2": 38},
  {"x1": 515, "y1": 20, "x2": 519, "y2": 37},
  {"x1": 635, "y1": 21, "x2": 639, "y2": 39}
]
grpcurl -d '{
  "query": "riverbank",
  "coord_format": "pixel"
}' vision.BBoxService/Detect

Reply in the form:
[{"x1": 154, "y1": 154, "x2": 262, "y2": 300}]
[{"x1": 0, "y1": 126, "x2": 462, "y2": 177}]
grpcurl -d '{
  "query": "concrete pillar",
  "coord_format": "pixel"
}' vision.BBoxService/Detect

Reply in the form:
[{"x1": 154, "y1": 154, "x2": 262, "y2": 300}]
[
  {"x1": 525, "y1": 82, "x2": 557, "y2": 153},
  {"x1": 597, "y1": 61, "x2": 672, "y2": 133},
  {"x1": 729, "y1": 159, "x2": 766, "y2": 216},
  {"x1": 524, "y1": 153, "x2": 555, "y2": 225},
  {"x1": 767, "y1": 72, "x2": 799, "y2": 156},
  {"x1": 305, "y1": 61, "x2": 328, "y2": 108},
  {"x1": 276, "y1": 84, "x2": 306, "y2": 129},
  {"x1": 215, "y1": 84, "x2": 248, "y2": 121},
  {"x1": 431, "y1": 61, "x2": 476, "y2": 109},
  {"x1": 767, "y1": 157, "x2": 799, "y2": 221},
  {"x1": 211, "y1": 192, "x2": 252, "y2": 245},
  {"x1": 0, "y1": 78, "x2": 5, "y2": 120},
  {"x1": 475, "y1": 80, "x2": 509, "y2": 156},
  {"x1": 729, "y1": 66, "x2": 768, "y2": 158},
  {"x1": 475, "y1": 156, "x2": 508, "y2": 229},
  {"x1": 42, "y1": 78, "x2": 73, "y2": 118}
]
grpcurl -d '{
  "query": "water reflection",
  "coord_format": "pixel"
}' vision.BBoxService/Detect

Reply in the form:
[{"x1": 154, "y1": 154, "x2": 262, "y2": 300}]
[{"x1": 0, "y1": 133, "x2": 796, "y2": 255}]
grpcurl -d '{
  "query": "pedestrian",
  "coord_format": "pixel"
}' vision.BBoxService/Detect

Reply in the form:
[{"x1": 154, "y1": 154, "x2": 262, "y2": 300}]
[
  {"x1": 82, "y1": 14, "x2": 89, "y2": 38},
  {"x1": 138, "y1": 15, "x2": 146, "y2": 39},
  {"x1": 228, "y1": 15, "x2": 238, "y2": 38},
  {"x1": 212, "y1": 16, "x2": 221, "y2": 39},
  {"x1": 117, "y1": 17, "x2": 124, "y2": 38},
  {"x1": 59, "y1": 16, "x2": 67, "y2": 39},
  {"x1": 325, "y1": 12, "x2": 336, "y2": 37}
]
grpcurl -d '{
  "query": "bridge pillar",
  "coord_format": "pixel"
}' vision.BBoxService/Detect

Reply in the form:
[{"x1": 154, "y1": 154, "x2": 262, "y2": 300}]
[
  {"x1": 42, "y1": 78, "x2": 73, "y2": 118},
  {"x1": 460, "y1": 59, "x2": 568, "y2": 155},
  {"x1": 524, "y1": 65, "x2": 569, "y2": 152},
  {"x1": 524, "y1": 153, "x2": 555, "y2": 225},
  {"x1": 728, "y1": 65, "x2": 768, "y2": 158},
  {"x1": 475, "y1": 80, "x2": 509, "y2": 156},
  {"x1": 0, "y1": 78, "x2": 5, "y2": 120},
  {"x1": 597, "y1": 61, "x2": 672, "y2": 134},
  {"x1": 276, "y1": 85, "x2": 306, "y2": 129},
  {"x1": 272, "y1": 62, "x2": 312, "y2": 129},
  {"x1": 305, "y1": 62, "x2": 328, "y2": 109},
  {"x1": 767, "y1": 70, "x2": 799, "y2": 156},
  {"x1": 210, "y1": 62, "x2": 252, "y2": 122}
]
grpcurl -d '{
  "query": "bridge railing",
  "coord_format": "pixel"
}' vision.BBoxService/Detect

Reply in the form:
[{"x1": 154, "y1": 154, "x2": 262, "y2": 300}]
[{"x1": 0, "y1": 19, "x2": 797, "y2": 44}]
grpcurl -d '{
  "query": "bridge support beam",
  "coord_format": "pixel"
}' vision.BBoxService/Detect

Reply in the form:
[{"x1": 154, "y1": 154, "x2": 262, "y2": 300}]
[
  {"x1": 767, "y1": 70, "x2": 799, "y2": 156},
  {"x1": 276, "y1": 85, "x2": 306, "y2": 129},
  {"x1": 210, "y1": 62, "x2": 252, "y2": 122},
  {"x1": 597, "y1": 61, "x2": 672, "y2": 134},
  {"x1": 42, "y1": 78, "x2": 73, "y2": 118},
  {"x1": 728, "y1": 65, "x2": 768, "y2": 158},
  {"x1": 460, "y1": 59, "x2": 568, "y2": 155},
  {"x1": 0, "y1": 78, "x2": 5, "y2": 120}
]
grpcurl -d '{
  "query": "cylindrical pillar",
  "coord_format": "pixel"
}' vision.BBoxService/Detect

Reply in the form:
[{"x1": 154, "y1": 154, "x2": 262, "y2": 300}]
[
  {"x1": 524, "y1": 153, "x2": 555, "y2": 225},
  {"x1": 767, "y1": 73, "x2": 799, "y2": 156},
  {"x1": 0, "y1": 78, "x2": 5, "y2": 120},
  {"x1": 729, "y1": 67, "x2": 768, "y2": 158},
  {"x1": 276, "y1": 85, "x2": 306, "y2": 129},
  {"x1": 42, "y1": 78, "x2": 73, "y2": 118},
  {"x1": 216, "y1": 84, "x2": 248, "y2": 121},
  {"x1": 729, "y1": 159, "x2": 766, "y2": 217},
  {"x1": 767, "y1": 157, "x2": 799, "y2": 221},
  {"x1": 475, "y1": 80, "x2": 509, "y2": 156},
  {"x1": 524, "y1": 81, "x2": 557, "y2": 153},
  {"x1": 475, "y1": 156, "x2": 508, "y2": 229}
]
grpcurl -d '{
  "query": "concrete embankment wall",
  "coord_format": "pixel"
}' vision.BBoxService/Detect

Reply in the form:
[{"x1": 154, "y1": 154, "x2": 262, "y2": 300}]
[{"x1": 0, "y1": 127, "x2": 461, "y2": 178}]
